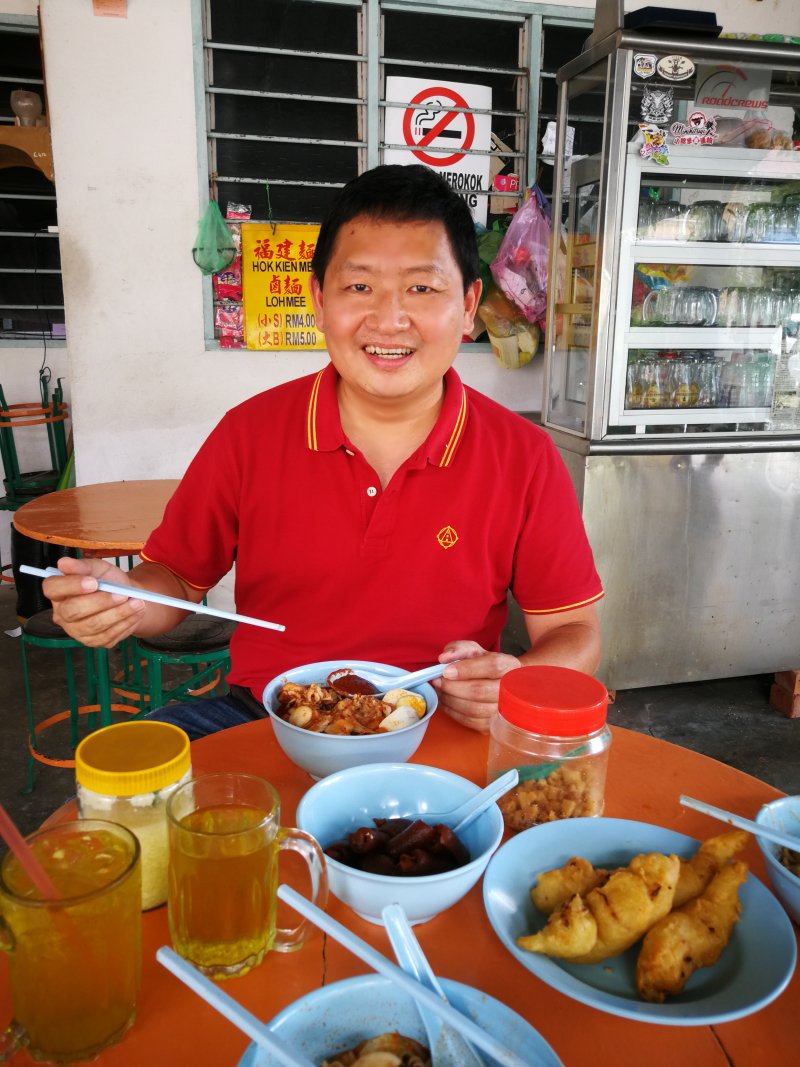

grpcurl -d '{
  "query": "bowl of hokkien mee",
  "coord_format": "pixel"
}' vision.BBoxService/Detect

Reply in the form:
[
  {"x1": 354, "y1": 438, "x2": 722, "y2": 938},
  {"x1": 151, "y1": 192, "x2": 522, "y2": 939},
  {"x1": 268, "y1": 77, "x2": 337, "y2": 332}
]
[
  {"x1": 235, "y1": 972, "x2": 562, "y2": 1067},
  {"x1": 262, "y1": 660, "x2": 438, "y2": 780}
]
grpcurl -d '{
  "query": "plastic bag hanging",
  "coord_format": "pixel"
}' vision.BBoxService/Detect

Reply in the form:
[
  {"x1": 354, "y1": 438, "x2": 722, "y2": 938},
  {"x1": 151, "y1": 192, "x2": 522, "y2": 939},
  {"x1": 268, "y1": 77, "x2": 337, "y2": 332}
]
[
  {"x1": 489, "y1": 186, "x2": 552, "y2": 328},
  {"x1": 192, "y1": 200, "x2": 236, "y2": 275}
]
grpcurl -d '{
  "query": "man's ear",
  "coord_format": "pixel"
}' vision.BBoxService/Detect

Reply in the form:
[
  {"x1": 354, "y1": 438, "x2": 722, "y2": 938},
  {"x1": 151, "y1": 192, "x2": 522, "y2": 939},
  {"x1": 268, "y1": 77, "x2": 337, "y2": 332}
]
[
  {"x1": 309, "y1": 274, "x2": 324, "y2": 331},
  {"x1": 462, "y1": 278, "x2": 482, "y2": 334}
]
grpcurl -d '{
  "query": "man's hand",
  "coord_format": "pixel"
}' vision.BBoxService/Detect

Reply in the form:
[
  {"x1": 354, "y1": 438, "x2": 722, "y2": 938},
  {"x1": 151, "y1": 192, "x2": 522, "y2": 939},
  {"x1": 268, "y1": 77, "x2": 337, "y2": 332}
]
[
  {"x1": 433, "y1": 603, "x2": 602, "y2": 734},
  {"x1": 44, "y1": 556, "x2": 202, "y2": 648},
  {"x1": 44, "y1": 556, "x2": 147, "y2": 648},
  {"x1": 431, "y1": 640, "x2": 521, "y2": 733}
]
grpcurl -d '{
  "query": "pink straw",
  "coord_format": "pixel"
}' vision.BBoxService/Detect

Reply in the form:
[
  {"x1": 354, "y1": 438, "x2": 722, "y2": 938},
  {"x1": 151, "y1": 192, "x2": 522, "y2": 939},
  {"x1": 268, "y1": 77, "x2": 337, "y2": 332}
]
[{"x1": 0, "y1": 802, "x2": 61, "y2": 899}]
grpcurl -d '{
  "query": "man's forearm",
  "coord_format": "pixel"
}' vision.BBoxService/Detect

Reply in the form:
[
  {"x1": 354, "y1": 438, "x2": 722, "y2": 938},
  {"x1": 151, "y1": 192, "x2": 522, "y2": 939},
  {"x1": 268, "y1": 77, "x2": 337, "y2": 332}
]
[
  {"x1": 519, "y1": 621, "x2": 602, "y2": 676},
  {"x1": 126, "y1": 561, "x2": 207, "y2": 637}
]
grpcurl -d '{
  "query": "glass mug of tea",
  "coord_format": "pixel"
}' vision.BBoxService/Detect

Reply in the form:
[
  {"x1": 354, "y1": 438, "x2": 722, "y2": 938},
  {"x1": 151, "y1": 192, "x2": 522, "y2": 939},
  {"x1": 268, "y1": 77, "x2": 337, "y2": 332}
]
[
  {"x1": 0, "y1": 820, "x2": 142, "y2": 1064},
  {"x1": 642, "y1": 286, "x2": 718, "y2": 326},
  {"x1": 166, "y1": 772, "x2": 328, "y2": 979}
]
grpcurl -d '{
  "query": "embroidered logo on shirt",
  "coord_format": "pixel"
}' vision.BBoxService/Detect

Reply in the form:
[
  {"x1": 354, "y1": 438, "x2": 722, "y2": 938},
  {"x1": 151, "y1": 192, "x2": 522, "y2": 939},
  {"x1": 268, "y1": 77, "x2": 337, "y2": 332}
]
[{"x1": 437, "y1": 525, "x2": 459, "y2": 549}]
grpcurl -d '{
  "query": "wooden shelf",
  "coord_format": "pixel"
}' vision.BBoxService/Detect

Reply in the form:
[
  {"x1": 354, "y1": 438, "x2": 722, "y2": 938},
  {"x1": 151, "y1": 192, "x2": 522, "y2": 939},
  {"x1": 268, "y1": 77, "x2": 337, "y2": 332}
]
[{"x1": 0, "y1": 125, "x2": 54, "y2": 182}]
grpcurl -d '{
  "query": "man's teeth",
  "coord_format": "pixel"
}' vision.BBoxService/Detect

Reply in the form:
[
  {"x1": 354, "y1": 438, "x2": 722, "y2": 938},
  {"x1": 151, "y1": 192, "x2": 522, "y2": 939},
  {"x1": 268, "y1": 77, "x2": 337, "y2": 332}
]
[{"x1": 365, "y1": 346, "x2": 413, "y2": 358}]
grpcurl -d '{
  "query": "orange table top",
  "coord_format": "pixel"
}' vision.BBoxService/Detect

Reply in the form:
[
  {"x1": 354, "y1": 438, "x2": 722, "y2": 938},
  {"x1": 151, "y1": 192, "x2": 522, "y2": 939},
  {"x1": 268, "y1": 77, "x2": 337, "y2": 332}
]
[
  {"x1": 12, "y1": 479, "x2": 179, "y2": 555},
  {"x1": 1, "y1": 717, "x2": 796, "y2": 1067}
]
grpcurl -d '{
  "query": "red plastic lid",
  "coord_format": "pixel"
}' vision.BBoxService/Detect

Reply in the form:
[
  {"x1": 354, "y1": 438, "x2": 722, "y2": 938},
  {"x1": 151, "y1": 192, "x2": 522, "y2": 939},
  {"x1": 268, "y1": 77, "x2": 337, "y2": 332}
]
[{"x1": 498, "y1": 666, "x2": 608, "y2": 736}]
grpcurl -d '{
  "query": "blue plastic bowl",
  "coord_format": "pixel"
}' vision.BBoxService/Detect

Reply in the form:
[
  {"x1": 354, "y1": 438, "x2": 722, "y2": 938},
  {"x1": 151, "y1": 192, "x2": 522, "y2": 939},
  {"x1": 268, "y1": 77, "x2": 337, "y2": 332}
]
[
  {"x1": 756, "y1": 795, "x2": 800, "y2": 925},
  {"x1": 236, "y1": 974, "x2": 562, "y2": 1067},
  {"x1": 296, "y1": 762, "x2": 504, "y2": 925},
  {"x1": 262, "y1": 660, "x2": 437, "y2": 780}
]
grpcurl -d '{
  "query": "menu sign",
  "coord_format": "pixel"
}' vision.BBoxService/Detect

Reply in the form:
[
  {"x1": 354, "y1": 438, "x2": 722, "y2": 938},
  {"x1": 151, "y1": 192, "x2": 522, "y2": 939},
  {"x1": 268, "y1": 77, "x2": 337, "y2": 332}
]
[{"x1": 242, "y1": 223, "x2": 325, "y2": 351}]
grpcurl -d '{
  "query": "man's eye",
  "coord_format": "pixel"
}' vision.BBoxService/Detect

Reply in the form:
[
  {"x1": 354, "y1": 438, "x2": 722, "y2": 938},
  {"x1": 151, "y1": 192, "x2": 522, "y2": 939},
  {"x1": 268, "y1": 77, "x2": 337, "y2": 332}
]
[
  {"x1": 411, "y1": 284, "x2": 432, "y2": 294},
  {"x1": 350, "y1": 283, "x2": 370, "y2": 292}
]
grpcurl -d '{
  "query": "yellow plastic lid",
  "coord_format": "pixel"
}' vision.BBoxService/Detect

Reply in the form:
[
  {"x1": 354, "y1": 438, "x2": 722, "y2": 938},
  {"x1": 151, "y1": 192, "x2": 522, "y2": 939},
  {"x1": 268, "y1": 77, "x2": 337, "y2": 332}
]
[{"x1": 74, "y1": 721, "x2": 191, "y2": 796}]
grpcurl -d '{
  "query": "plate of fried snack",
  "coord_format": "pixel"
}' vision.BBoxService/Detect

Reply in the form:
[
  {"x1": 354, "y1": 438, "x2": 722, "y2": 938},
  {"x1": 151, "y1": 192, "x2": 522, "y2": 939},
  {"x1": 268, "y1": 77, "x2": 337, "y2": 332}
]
[{"x1": 482, "y1": 817, "x2": 797, "y2": 1024}]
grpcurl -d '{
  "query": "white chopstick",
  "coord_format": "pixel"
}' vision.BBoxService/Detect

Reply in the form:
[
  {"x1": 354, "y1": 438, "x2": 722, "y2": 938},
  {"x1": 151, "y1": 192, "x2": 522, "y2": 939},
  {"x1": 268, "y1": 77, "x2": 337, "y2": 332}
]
[
  {"x1": 679, "y1": 794, "x2": 800, "y2": 852},
  {"x1": 277, "y1": 885, "x2": 533, "y2": 1067},
  {"x1": 156, "y1": 948, "x2": 314, "y2": 1067},
  {"x1": 20, "y1": 564, "x2": 285, "y2": 632}
]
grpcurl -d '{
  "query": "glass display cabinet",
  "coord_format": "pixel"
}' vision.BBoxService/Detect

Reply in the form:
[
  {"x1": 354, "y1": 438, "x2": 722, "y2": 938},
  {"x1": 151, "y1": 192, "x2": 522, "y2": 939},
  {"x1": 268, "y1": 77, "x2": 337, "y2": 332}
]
[{"x1": 541, "y1": 24, "x2": 800, "y2": 689}]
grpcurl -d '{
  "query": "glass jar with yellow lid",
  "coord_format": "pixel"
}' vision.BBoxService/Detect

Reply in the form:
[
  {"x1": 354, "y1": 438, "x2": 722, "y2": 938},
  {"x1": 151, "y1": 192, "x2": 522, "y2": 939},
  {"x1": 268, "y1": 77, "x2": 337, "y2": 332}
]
[{"x1": 75, "y1": 721, "x2": 191, "y2": 909}]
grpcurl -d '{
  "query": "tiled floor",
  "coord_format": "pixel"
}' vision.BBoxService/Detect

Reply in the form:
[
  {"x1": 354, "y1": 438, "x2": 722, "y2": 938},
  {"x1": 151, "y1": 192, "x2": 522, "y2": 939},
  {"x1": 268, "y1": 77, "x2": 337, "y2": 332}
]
[{"x1": 0, "y1": 585, "x2": 796, "y2": 841}]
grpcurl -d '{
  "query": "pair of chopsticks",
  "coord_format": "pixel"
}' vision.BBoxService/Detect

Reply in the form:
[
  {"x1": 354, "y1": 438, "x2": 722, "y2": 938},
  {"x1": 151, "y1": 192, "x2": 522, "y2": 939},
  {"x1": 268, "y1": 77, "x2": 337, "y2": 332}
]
[
  {"x1": 158, "y1": 885, "x2": 532, "y2": 1067},
  {"x1": 20, "y1": 565, "x2": 285, "y2": 633}
]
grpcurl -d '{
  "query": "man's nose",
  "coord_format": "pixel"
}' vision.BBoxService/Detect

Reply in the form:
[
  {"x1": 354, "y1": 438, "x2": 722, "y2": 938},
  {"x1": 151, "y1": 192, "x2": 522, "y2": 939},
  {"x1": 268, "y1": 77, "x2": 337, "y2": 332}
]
[{"x1": 367, "y1": 290, "x2": 410, "y2": 330}]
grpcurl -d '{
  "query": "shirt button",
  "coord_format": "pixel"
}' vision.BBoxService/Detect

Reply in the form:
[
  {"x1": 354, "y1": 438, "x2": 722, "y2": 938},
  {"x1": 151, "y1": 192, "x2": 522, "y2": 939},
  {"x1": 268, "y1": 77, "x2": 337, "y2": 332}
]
[{"x1": 366, "y1": 486, "x2": 378, "y2": 497}]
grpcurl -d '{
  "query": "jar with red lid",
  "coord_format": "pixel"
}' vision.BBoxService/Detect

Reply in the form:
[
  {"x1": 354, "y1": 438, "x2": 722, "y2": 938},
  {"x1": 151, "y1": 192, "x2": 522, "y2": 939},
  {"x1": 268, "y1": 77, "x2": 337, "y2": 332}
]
[{"x1": 487, "y1": 665, "x2": 611, "y2": 832}]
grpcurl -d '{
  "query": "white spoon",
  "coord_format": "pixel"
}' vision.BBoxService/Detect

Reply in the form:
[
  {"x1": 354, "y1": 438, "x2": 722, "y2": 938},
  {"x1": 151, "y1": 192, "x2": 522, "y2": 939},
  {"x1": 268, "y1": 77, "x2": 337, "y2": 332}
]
[
  {"x1": 327, "y1": 662, "x2": 455, "y2": 696},
  {"x1": 382, "y1": 903, "x2": 487, "y2": 1067},
  {"x1": 397, "y1": 768, "x2": 519, "y2": 834},
  {"x1": 277, "y1": 885, "x2": 533, "y2": 1067},
  {"x1": 156, "y1": 947, "x2": 314, "y2": 1067},
  {"x1": 680, "y1": 794, "x2": 800, "y2": 852}
]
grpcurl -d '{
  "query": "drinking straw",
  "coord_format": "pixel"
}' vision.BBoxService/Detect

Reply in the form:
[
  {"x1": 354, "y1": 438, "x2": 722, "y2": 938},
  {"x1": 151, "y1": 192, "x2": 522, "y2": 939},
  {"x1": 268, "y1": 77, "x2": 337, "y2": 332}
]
[
  {"x1": 156, "y1": 947, "x2": 315, "y2": 1067},
  {"x1": 21, "y1": 565, "x2": 285, "y2": 632},
  {"x1": 277, "y1": 885, "x2": 534, "y2": 1067},
  {"x1": 0, "y1": 801, "x2": 60, "y2": 899}
]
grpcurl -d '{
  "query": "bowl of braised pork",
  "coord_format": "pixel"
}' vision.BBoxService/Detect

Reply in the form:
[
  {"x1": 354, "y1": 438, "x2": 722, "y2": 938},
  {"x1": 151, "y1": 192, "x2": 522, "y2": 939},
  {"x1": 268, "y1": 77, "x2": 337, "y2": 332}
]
[
  {"x1": 295, "y1": 762, "x2": 504, "y2": 925},
  {"x1": 262, "y1": 660, "x2": 437, "y2": 780}
]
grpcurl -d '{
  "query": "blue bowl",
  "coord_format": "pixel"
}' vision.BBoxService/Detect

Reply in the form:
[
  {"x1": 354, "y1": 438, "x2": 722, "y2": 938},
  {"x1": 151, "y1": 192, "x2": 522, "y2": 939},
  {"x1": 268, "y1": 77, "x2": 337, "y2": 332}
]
[
  {"x1": 262, "y1": 660, "x2": 437, "y2": 780},
  {"x1": 756, "y1": 795, "x2": 800, "y2": 925},
  {"x1": 236, "y1": 974, "x2": 562, "y2": 1067},
  {"x1": 296, "y1": 762, "x2": 504, "y2": 925}
]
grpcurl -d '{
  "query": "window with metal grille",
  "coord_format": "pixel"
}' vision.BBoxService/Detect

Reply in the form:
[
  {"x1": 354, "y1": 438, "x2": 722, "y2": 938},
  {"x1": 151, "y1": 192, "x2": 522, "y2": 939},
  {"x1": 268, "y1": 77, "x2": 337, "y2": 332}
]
[
  {"x1": 202, "y1": 0, "x2": 592, "y2": 343},
  {"x1": 0, "y1": 21, "x2": 63, "y2": 342}
]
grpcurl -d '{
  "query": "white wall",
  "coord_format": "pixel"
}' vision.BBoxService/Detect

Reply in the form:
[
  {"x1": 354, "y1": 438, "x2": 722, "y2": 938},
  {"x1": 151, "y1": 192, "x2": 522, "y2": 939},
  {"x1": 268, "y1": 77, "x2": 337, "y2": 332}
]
[{"x1": 1, "y1": 0, "x2": 798, "y2": 539}]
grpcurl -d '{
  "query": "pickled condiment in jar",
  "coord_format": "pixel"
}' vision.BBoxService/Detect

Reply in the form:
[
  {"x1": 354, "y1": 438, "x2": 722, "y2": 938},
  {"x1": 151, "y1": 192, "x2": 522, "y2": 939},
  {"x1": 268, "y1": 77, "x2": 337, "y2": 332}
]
[
  {"x1": 487, "y1": 665, "x2": 611, "y2": 832},
  {"x1": 75, "y1": 721, "x2": 192, "y2": 909}
]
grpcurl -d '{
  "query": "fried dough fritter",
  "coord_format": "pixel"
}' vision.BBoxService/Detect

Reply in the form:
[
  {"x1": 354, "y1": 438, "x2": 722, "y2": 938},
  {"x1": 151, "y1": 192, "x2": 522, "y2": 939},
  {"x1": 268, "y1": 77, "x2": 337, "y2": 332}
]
[
  {"x1": 528, "y1": 830, "x2": 750, "y2": 917},
  {"x1": 518, "y1": 851, "x2": 681, "y2": 964},
  {"x1": 636, "y1": 859, "x2": 748, "y2": 1003},
  {"x1": 672, "y1": 830, "x2": 750, "y2": 908},
  {"x1": 530, "y1": 856, "x2": 611, "y2": 915}
]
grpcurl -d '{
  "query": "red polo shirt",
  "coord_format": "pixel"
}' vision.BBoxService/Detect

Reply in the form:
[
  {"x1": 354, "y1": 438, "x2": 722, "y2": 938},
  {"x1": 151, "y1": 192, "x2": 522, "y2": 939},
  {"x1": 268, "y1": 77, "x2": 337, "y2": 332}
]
[{"x1": 141, "y1": 365, "x2": 602, "y2": 701}]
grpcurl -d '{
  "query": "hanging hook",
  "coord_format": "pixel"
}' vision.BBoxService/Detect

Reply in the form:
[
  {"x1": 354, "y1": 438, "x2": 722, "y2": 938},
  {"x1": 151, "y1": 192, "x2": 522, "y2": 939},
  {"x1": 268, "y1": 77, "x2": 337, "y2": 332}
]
[{"x1": 265, "y1": 181, "x2": 276, "y2": 235}]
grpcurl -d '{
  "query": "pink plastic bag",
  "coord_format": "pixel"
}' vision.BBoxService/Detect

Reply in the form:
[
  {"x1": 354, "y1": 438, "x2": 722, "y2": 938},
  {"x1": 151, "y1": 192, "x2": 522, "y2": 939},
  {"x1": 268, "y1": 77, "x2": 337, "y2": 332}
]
[{"x1": 490, "y1": 190, "x2": 552, "y2": 327}]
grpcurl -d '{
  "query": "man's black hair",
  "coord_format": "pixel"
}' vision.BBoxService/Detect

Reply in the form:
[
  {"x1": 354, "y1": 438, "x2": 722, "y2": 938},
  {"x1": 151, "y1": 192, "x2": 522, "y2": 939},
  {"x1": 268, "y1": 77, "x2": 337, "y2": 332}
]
[{"x1": 311, "y1": 164, "x2": 480, "y2": 294}]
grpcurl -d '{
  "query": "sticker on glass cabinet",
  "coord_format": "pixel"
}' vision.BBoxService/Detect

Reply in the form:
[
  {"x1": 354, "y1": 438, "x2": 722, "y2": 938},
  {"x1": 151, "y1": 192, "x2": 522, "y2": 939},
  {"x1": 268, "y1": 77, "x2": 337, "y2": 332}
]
[
  {"x1": 633, "y1": 54, "x2": 657, "y2": 79},
  {"x1": 670, "y1": 111, "x2": 717, "y2": 146},
  {"x1": 657, "y1": 55, "x2": 695, "y2": 81},
  {"x1": 640, "y1": 85, "x2": 674, "y2": 124},
  {"x1": 639, "y1": 124, "x2": 670, "y2": 166}
]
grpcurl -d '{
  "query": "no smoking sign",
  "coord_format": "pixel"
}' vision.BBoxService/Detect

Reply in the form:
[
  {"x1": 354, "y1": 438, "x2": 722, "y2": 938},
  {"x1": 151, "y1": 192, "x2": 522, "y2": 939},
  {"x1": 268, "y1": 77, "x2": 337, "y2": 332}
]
[
  {"x1": 402, "y1": 86, "x2": 474, "y2": 166},
  {"x1": 385, "y1": 76, "x2": 492, "y2": 225}
]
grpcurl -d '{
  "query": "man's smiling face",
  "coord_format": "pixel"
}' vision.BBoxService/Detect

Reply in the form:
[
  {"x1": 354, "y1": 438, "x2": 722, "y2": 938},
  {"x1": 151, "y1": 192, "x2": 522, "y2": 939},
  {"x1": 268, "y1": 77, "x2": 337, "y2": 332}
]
[{"x1": 310, "y1": 216, "x2": 481, "y2": 408}]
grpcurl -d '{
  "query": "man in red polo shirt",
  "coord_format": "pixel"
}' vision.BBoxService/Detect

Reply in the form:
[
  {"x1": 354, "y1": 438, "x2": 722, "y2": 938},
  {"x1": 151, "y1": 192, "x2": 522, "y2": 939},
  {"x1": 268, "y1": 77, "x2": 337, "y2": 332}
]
[{"x1": 45, "y1": 165, "x2": 602, "y2": 740}]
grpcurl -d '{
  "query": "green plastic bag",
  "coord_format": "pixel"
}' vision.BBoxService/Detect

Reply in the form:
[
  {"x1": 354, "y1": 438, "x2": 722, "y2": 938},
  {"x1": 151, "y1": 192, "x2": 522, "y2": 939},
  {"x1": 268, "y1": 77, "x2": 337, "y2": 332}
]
[{"x1": 192, "y1": 200, "x2": 236, "y2": 275}]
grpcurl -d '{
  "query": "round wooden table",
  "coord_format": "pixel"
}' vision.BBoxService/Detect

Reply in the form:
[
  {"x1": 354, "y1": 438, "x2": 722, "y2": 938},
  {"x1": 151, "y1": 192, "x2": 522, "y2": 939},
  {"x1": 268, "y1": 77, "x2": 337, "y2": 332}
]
[
  {"x1": 12, "y1": 479, "x2": 180, "y2": 728},
  {"x1": 12, "y1": 479, "x2": 180, "y2": 557},
  {"x1": 8, "y1": 718, "x2": 796, "y2": 1067}
]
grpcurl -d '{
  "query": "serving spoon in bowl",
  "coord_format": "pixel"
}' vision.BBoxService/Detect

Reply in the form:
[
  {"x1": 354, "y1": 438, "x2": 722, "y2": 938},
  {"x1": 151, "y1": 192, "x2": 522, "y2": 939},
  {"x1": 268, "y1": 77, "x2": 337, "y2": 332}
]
[
  {"x1": 327, "y1": 662, "x2": 459, "y2": 697},
  {"x1": 382, "y1": 903, "x2": 487, "y2": 1067},
  {"x1": 395, "y1": 768, "x2": 519, "y2": 833}
]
